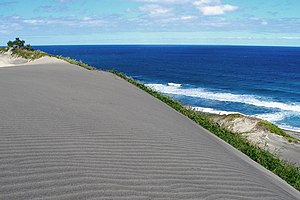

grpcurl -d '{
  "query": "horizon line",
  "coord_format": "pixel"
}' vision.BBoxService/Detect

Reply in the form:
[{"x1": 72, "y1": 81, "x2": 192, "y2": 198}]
[
  {"x1": 31, "y1": 44, "x2": 300, "y2": 48},
  {"x1": 2, "y1": 44, "x2": 300, "y2": 48}
]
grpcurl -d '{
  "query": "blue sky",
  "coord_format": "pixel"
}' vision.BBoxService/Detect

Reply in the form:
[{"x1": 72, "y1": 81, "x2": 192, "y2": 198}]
[{"x1": 0, "y1": 0, "x2": 300, "y2": 46}]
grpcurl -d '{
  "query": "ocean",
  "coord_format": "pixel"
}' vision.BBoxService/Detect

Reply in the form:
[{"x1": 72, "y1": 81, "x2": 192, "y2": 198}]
[{"x1": 36, "y1": 45, "x2": 300, "y2": 132}]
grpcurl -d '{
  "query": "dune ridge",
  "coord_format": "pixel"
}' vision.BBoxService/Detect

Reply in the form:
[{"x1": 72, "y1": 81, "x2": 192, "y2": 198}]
[{"x1": 0, "y1": 58, "x2": 299, "y2": 199}]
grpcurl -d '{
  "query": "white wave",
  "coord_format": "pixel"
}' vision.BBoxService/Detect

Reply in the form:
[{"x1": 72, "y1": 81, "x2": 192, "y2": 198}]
[
  {"x1": 191, "y1": 106, "x2": 240, "y2": 115},
  {"x1": 167, "y1": 83, "x2": 182, "y2": 87},
  {"x1": 146, "y1": 83, "x2": 300, "y2": 112},
  {"x1": 253, "y1": 112, "x2": 287, "y2": 122},
  {"x1": 253, "y1": 111, "x2": 299, "y2": 122}
]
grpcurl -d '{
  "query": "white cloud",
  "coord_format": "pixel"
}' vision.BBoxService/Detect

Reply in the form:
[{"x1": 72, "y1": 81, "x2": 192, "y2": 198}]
[
  {"x1": 79, "y1": 19, "x2": 106, "y2": 27},
  {"x1": 22, "y1": 17, "x2": 107, "y2": 27},
  {"x1": 261, "y1": 20, "x2": 268, "y2": 25},
  {"x1": 280, "y1": 36, "x2": 300, "y2": 40},
  {"x1": 181, "y1": 15, "x2": 197, "y2": 20},
  {"x1": 136, "y1": 0, "x2": 238, "y2": 16},
  {"x1": 139, "y1": 4, "x2": 172, "y2": 17},
  {"x1": 136, "y1": 0, "x2": 190, "y2": 4},
  {"x1": 199, "y1": 5, "x2": 238, "y2": 16},
  {"x1": 193, "y1": 0, "x2": 238, "y2": 15},
  {"x1": 58, "y1": 0, "x2": 78, "y2": 3},
  {"x1": 193, "y1": 0, "x2": 220, "y2": 6},
  {"x1": 23, "y1": 19, "x2": 46, "y2": 25}
]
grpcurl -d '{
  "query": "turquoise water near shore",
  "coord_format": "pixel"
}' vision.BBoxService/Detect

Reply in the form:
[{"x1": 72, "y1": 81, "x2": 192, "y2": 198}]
[{"x1": 36, "y1": 45, "x2": 300, "y2": 132}]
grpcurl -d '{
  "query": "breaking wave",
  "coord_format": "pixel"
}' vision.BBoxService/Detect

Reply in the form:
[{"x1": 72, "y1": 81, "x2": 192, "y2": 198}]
[
  {"x1": 191, "y1": 106, "x2": 240, "y2": 115},
  {"x1": 167, "y1": 83, "x2": 182, "y2": 87}
]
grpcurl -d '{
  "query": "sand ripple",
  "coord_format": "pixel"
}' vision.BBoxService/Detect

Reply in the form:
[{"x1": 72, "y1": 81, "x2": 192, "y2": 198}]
[{"x1": 0, "y1": 61, "x2": 299, "y2": 199}]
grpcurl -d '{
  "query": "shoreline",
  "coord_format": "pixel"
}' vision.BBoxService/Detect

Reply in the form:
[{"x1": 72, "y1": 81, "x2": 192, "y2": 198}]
[
  {"x1": 285, "y1": 129, "x2": 300, "y2": 140},
  {"x1": 2, "y1": 48, "x2": 299, "y2": 135},
  {"x1": 1, "y1": 49, "x2": 300, "y2": 193},
  {"x1": 145, "y1": 82, "x2": 300, "y2": 135},
  {"x1": 192, "y1": 106, "x2": 300, "y2": 134},
  {"x1": 1, "y1": 49, "x2": 299, "y2": 138}
]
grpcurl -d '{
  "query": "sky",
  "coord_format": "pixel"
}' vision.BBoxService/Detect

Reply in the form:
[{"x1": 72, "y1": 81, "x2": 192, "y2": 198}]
[{"x1": 0, "y1": 0, "x2": 300, "y2": 46}]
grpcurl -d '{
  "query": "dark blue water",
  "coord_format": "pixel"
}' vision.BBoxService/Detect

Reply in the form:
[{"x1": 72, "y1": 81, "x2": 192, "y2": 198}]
[{"x1": 36, "y1": 45, "x2": 300, "y2": 132}]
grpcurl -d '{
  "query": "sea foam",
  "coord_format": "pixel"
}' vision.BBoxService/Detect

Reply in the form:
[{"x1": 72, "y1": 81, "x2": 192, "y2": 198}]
[
  {"x1": 191, "y1": 106, "x2": 240, "y2": 115},
  {"x1": 167, "y1": 83, "x2": 182, "y2": 87},
  {"x1": 253, "y1": 112, "x2": 294, "y2": 122}
]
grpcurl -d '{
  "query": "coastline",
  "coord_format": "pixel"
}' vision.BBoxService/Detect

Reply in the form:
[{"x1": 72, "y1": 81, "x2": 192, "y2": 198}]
[
  {"x1": 204, "y1": 112, "x2": 300, "y2": 165},
  {"x1": 191, "y1": 106, "x2": 300, "y2": 134},
  {"x1": 1, "y1": 49, "x2": 300, "y2": 193},
  {"x1": 285, "y1": 129, "x2": 300, "y2": 140}
]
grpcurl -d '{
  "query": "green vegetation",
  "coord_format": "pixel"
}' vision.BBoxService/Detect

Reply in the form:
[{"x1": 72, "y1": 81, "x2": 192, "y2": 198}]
[
  {"x1": 12, "y1": 49, "x2": 49, "y2": 60},
  {"x1": 258, "y1": 121, "x2": 298, "y2": 142},
  {"x1": 107, "y1": 70, "x2": 300, "y2": 191},
  {"x1": 0, "y1": 47, "x2": 8, "y2": 53},
  {"x1": 55, "y1": 56, "x2": 96, "y2": 70},
  {"x1": 206, "y1": 113, "x2": 298, "y2": 142},
  {"x1": 2, "y1": 38, "x2": 42, "y2": 60},
  {"x1": 7, "y1": 38, "x2": 34, "y2": 51}
]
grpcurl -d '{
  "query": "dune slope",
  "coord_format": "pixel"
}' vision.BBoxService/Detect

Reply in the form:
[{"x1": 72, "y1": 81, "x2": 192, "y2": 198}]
[
  {"x1": 0, "y1": 59, "x2": 299, "y2": 199},
  {"x1": 0, "y1": 50, "x2": 28, "y2": 67}
]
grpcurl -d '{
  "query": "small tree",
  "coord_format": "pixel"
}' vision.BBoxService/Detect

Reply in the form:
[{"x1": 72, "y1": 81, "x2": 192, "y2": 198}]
[
  {"x1": 16, "y1": 38, "x2": 25, "y2": 47},
  {"x1": 7, "y1": 38, "x2": 34, "y2": 51},
  {"x1": 7, "y1": 40, "x2": 13, "y2": 47},
  {"x1": 24, "y1": 44, "x2": 34, "y2": 51}
]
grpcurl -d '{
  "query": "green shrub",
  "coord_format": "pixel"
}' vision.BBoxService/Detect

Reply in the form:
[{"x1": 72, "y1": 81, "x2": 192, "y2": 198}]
[
  {"x1": 12, "y1": 49, "x2": 49, "y2": 60},
  {"x1": 258, "y1": 121, "x2": 298, "y2": 142}
]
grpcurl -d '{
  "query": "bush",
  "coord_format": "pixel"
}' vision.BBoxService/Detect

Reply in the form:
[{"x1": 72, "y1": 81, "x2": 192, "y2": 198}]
[
  {"x1": 7, "y1": 38, "x2": 34, "y2": 51},
  {"x1": 12, "y1": 49, "x2": 48, "y2": 60}
]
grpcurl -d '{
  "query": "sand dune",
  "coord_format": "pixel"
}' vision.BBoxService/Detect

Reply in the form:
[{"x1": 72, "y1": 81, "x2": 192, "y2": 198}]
[
  {"x1": 0, "y1": 59, "x2": 299, "y2": 199},
  {"x1": 0, "y1": 50, "x2": 28, "y2": 67}
]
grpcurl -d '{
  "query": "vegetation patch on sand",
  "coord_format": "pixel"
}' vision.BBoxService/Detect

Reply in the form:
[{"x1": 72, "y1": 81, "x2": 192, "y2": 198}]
[
  {"x1": 0, "y1": 47, "x2": 8, "y2": 53},
  {"x1": 258, "y1": 121, "x2": 298, "y2": 141},
  {"x1": 12, "y1": 49, "x2": 49, "y2": 60},
  {"x1": 2, "y1": 38, "x2": 94, "y2": 69},
  {"x1": 5, "y1": 49, "x2": 94, "y2": 70},
  {"x1": 208, "y1": 113, "x2": 299, "y2": 143},
  {"x1": 1, "y1": 38, "x2": 48, "y2": 61}
]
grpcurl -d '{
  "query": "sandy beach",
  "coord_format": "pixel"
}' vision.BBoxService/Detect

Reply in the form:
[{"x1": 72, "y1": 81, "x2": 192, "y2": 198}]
[
  {"x1": 285, "y1": 129, "x2": 300, "y2": 140},
  {"x1": 0, "y1": 57, "x2": 299, "y2": 199}
]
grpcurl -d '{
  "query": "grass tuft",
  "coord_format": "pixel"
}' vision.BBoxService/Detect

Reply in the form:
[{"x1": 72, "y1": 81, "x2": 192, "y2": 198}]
[
  {"x1": 0, "y1": 47, "x2": 9, "y2": 53},
  {"x1": 12, "y1": 49, "x2": 49, "y2": 60},
  {"x1": 258, "y1": 121, "x2": 299, "y2": 142}
]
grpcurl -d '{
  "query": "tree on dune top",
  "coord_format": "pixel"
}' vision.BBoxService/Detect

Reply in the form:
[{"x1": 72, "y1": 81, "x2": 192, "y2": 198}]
[{"x1": 7, "y1": 38, "x2": 34, "y2": 51}]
